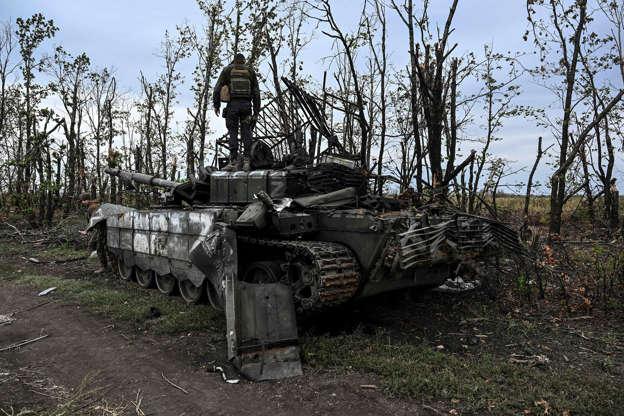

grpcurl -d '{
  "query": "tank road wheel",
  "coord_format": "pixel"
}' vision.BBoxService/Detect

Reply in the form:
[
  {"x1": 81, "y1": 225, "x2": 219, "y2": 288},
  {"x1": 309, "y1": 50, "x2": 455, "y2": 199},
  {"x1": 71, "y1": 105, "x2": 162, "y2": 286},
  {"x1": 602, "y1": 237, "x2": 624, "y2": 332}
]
[
  {"x1": 179, "y1": 280, "x2": 204, "y2": 304},
  {"x1": 117, "y1": 259, "x2": 135, "y2": 281},
  {"x1": 135, "y1": 268, "x2": 155, "y2": 288},
  {"x1": 155, "y1": 273, "x2": 177, "y2": 296},
  {"x1": 243, "y1": 261, "x2": 284, "y2": 284}
]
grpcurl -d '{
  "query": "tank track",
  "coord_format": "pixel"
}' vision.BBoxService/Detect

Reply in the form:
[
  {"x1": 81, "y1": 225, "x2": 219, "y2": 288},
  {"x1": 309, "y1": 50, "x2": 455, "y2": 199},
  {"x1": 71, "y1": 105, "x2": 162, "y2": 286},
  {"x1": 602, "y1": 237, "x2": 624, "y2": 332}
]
[{"x1": 238, "y1": 237, "x2": 361, "y2": 310}]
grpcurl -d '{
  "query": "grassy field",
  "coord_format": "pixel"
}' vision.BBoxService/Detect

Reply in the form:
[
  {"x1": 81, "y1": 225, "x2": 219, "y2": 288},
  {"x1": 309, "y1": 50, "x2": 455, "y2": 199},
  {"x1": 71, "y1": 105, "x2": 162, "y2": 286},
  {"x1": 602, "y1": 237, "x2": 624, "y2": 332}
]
[{"x1": 494, "y1": 194, "x2": 624, "y2": 227}]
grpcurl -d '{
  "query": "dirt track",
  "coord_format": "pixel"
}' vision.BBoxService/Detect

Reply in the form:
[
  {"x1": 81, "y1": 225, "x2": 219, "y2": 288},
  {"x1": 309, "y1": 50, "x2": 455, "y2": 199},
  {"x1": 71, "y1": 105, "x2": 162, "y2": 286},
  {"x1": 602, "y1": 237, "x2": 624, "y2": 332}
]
[{"x1": 0, "y1": 283, "x2": 423, "y2": 415}]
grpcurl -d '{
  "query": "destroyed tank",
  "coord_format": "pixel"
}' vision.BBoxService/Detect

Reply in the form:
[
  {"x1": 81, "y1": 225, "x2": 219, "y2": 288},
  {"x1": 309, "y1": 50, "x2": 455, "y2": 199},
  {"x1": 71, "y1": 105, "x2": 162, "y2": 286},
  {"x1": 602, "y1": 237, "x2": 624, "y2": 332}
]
[{"x1": 88, "y1": 78, "x2": 523, "y2": 381}]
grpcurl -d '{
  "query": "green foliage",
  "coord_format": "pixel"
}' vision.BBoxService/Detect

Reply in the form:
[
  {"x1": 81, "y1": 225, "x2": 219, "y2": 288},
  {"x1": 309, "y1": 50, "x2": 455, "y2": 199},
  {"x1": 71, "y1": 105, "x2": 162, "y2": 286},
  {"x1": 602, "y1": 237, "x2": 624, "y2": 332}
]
[
  {"x1": 516, "y1": 273, "x2": 530, "y2": 296},
  {"x1": 16, "y1": 13, "x2": 58, "y2": 81}
]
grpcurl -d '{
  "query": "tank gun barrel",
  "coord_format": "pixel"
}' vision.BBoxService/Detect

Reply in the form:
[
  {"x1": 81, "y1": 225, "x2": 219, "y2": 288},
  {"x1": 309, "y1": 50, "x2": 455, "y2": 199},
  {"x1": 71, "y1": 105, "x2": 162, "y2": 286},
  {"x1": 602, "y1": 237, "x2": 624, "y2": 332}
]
[{"x1": 104, "y1": 167, "x2": 179, "y2": 190}]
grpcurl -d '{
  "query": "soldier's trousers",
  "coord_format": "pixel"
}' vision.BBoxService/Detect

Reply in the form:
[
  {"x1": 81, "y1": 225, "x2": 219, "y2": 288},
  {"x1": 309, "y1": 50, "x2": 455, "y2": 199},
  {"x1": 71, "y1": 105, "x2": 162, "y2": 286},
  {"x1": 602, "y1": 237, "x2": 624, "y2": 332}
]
[{"x1": 225, "y1": 99, "x2": 253, "y2": 160}]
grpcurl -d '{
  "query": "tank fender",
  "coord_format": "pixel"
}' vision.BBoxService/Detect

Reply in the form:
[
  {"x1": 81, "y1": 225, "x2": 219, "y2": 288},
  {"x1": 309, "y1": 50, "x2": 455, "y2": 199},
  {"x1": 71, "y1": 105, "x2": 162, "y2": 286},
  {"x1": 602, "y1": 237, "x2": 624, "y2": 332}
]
[
  {"x1": 86, "y1": 203, "x2": 136, "y2": 231},
  {"x1": 189, "y1": 223, "x2": 236, "y2": 303}
]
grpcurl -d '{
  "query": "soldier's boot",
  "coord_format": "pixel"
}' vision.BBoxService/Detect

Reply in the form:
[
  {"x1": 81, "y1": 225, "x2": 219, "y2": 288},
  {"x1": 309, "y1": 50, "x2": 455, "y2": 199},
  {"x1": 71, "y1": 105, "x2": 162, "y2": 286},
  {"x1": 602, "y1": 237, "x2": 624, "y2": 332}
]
[{"x1": 242, "y1": 157, "x2": 251, "y2": 172}]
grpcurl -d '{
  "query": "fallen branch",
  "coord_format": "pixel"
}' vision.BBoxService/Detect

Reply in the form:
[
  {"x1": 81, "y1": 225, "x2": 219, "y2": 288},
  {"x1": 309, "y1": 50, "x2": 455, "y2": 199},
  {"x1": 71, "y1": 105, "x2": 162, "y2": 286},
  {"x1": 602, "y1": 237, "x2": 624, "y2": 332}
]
[
  {"x1": 0, "y1": 334, "x2": 49, "y2": 352},
  {"x1": 51, "y1": 255, "x2": 90, "y2": 264},
  {"x1": 422, "y1": 404, "x2": 444, "y2": 414},
  {"x1": 10, "y1": 300, "x2": 55, "y2": 317},
  {"x1": 21, "y1": 255, "x2": 90, "y2": 265},
  {"x1": 2, "y1": 222, "x2": 24, "y2": 242},
  {"x1": 161, "y1": 372, "x2": 189, "y2": 394}
]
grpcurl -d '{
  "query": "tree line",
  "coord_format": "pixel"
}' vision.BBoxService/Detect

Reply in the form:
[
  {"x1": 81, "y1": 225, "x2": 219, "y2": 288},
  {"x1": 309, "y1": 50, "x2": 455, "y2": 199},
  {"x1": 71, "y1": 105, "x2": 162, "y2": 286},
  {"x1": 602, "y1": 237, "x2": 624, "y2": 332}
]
[{"x1": 0, "y1": 0, "x2": 623, "y2": 237}]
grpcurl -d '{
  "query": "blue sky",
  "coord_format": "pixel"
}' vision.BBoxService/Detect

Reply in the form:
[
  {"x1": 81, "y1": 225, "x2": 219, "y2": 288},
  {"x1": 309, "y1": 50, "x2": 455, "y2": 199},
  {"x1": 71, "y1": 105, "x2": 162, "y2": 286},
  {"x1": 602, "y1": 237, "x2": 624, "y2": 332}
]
[{"x1": 1, "y1": 0, "x2": 621, "y2": 192}]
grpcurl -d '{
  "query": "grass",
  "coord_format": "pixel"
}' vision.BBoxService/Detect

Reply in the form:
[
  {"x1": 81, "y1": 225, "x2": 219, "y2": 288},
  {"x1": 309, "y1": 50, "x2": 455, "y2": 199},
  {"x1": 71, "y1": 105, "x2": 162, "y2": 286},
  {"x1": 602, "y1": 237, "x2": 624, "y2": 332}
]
[
  {"x1": 0, "y1": 241, "x2": 89, "y2": 262},
  {"x1": 303, "y1": 331, "x2": 623, "y2": 414},
  {"x1": 495, "y1": 194, "x2": 624, "y2": 226},
  {"x1": 0, "y1": 259, "x2": 223, "y2": 336},
  {"x1": 0, "y1": 372, "x2": 141, "y2": 416},
  {"x1": 38, "y1": 244, "x2": 91, "y2": 261}
]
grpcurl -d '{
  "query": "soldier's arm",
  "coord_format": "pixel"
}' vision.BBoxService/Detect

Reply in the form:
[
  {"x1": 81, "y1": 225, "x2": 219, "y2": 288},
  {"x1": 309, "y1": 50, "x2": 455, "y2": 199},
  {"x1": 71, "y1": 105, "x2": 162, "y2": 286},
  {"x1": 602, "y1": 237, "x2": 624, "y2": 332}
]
[
  {"x1": 213, "y1": 67, "x2": 229, "y2": 110},
  {"x1": 251, "y1": 70, "x2": 261, "y2": 115}
]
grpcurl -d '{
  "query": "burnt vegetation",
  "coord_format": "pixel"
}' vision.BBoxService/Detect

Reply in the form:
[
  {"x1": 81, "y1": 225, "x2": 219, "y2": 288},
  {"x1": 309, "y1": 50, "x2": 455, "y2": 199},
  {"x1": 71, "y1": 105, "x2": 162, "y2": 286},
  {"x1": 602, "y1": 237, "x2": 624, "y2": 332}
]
[{"x1": 1, "y1": 0, "x2": 624, "y2": 414}]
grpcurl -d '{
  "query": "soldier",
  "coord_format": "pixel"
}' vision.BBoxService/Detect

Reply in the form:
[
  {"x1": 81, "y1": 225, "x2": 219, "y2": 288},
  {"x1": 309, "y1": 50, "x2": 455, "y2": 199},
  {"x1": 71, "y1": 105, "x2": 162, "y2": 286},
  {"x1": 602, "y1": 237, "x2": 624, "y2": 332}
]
[{"x1": 213, "y1": 53, "x2": 261, "y2": 171}]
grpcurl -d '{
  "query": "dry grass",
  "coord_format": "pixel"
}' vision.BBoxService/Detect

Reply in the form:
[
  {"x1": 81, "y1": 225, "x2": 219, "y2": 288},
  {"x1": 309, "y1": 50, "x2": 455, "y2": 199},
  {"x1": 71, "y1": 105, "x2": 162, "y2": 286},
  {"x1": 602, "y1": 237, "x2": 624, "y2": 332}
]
[{"x1": 0, "y1": 372, "x2": 144, "y2": 416}]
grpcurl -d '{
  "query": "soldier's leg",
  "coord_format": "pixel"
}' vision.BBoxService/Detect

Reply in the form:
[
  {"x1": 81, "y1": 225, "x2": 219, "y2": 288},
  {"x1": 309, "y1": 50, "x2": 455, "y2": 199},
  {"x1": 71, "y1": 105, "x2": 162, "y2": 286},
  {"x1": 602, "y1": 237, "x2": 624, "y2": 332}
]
[
  {"x1": 225, "y1": 105, "x2": 240, "y2": 161},
  {"x1": 240, "y1": 103, "x2": 253, "y2": 158}
]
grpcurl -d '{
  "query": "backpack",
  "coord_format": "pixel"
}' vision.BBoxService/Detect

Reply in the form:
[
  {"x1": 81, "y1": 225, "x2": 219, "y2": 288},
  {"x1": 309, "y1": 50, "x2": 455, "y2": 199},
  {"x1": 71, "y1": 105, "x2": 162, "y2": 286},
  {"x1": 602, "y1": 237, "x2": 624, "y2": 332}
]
[{"x1": 229, "y1": 65, "x2": 252, "y2": 99}]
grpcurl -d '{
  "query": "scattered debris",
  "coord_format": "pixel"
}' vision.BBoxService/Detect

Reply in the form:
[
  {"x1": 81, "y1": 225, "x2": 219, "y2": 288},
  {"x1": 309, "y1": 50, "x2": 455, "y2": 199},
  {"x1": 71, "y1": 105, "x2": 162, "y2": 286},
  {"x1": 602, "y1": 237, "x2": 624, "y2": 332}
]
[
  {"x1": 567, "y1": 315, "x2": 593, "y2": 321},
  {"x1": 51, "y1": 255, "x2": 90, "y2": 264},
  {"x1": 422, "y1": 404, "x2": 443, "y2": 414},
  {"x1": 360, "y1": 384, "x2": 378, "y2": 390},
  {"x1": 534, "y1": 399, "x2": 551, "y2": 414},
  {"x1": 11, "y1": 300, "x2": 55, "y2": 316},
  {"x1": 435, "y1": 277, "x2": 481, "y2": 293},
  {"x1": 0, "y1": 334, "x2": 49, "y2": 352},
  {"x1": 161, "y1": 372, "x2": 189, "y2": 394},
  {"x1": 508, "y1": 353, "x2": 549, "y2": 366},
  {"x1": 38, "y1": 287, "x2": 57, "y2": 296},
  {"x1": 132, "y1": 389, "x2": 146, "y2": 416},
  {"x1": 208, "y1": 365, "x2": 240, "y2": 384},
  {"x1": 21, "y1": 253, "x2": 89, "y2": 265},
  {"x1": 0, "y1": 315, "x2": 15, "y2": 326}
]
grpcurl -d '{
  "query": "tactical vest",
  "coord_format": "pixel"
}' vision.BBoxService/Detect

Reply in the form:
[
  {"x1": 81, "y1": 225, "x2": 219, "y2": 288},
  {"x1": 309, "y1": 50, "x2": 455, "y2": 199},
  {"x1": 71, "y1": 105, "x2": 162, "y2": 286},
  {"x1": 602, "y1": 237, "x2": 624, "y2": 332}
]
[{"x1": 229, "y1": 65, "x2": 252, "y2": 99}]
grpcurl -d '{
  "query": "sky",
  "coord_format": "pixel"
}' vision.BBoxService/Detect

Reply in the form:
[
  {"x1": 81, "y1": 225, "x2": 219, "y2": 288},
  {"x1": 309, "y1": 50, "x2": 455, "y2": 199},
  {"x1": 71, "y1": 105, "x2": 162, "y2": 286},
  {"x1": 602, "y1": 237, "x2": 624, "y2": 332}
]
[{"x1": 1, "y1": 0, "x2": 622, "y2": 193}]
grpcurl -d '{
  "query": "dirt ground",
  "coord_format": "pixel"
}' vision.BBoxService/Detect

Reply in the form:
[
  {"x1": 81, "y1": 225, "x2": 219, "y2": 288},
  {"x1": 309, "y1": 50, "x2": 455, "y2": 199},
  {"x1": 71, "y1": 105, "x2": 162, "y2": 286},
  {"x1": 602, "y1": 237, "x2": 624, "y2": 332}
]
[{"x1": 1, "y1": 237, "x2": 623, "y2": 415}]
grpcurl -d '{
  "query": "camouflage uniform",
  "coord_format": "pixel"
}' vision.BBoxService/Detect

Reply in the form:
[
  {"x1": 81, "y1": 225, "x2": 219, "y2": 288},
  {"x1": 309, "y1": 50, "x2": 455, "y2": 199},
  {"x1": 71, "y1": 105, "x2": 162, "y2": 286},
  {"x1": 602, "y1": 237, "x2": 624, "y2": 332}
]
[{"x1": 213, "y1": 56, "x2": 261, "y2": 162}]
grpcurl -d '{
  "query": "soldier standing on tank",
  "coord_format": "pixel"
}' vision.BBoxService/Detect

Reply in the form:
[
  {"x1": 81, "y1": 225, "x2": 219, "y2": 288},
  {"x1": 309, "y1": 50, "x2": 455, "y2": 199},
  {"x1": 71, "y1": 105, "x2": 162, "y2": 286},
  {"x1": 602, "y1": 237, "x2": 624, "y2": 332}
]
[{"x1": 213, "y1": 53, "x2": 261, "y2": 171}]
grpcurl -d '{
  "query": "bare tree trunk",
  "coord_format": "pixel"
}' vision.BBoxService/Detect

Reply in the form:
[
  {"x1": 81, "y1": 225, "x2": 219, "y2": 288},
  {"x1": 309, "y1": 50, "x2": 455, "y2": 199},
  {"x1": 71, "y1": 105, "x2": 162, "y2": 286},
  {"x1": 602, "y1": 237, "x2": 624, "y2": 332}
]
[
  {"x1": 524, "y1": 136, "x2": 544, "y2": 219},
  {"x1": 548, "y1": 1, "x2": 587, "y2": 235}
]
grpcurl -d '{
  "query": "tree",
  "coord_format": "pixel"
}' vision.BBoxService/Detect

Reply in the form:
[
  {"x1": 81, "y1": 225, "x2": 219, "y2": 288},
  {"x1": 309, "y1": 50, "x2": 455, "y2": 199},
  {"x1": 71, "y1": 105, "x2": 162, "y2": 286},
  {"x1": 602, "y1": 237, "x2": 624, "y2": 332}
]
[
  {"x1": 15, "y1": 13, "x2": 58, "y2": 195},
  {"x1": 413, "y1": 0, "x2": 459, "y2": 189},
  {"x1": 0, "y1": 21, "x2": 18, "y2": 138},
  {"x1": 154, "y1": 30, "x2": 190, "y2": 179},
  {"x1": 86, "y1": 67, "x2": 116, "y2": 197},
  {"x1": 311, "y1": 0, "x2": 371, "y2": 169},
  {"x1": 390, "y1": 0, "x2": 423, "y2": 193},
  {"x1": 468, "y1": 46, "x2": 522, "y2": 213},
  {"x1": 183, "y1": 0, "x2": 226, "y2": 176},
  {"x1": 50, "y1": 46, "x2": 90, "y2": 207},
  {"x1": 526, "y1": 0, "x2": 624, "y2": 234},
  {"x1": 366, "y1": 0, "x2": 388, "y2": 195}
]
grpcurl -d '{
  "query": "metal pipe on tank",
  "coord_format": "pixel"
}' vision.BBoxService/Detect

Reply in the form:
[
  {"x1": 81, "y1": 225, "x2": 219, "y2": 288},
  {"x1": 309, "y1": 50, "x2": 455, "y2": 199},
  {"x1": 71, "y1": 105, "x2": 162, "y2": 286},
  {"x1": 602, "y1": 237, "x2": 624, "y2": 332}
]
[{"x1": 104, "y1": 167, "x2": 179, "y2": 189}]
